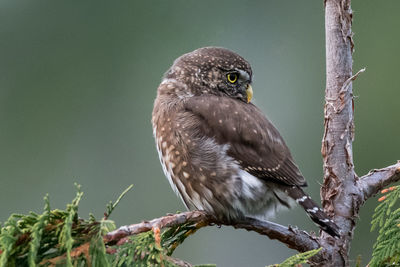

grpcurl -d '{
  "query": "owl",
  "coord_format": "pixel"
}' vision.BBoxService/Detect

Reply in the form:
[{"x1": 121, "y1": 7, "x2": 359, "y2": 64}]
[{"x1": 152, "y1": 47, "x2": 339, "y2": 237}]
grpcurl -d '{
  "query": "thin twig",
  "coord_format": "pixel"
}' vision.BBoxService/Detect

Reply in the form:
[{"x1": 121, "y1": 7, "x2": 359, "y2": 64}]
[{"x1": 339, "y1": 68, "x2": 365, "y2": 95}]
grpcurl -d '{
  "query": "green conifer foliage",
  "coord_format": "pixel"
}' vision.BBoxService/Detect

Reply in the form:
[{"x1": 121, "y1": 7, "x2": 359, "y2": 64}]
[
  {"x1": 0, "y1": 184, "x2": 328, "y2": 267},
  {"x1": 370, "y1": 186, "x2": 400, "y2": 266}
]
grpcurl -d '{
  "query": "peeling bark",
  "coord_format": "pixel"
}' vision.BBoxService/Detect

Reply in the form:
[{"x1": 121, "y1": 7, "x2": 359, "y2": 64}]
[{"x1": 320, "y1": 0, "x2": 357, "y2": 265}]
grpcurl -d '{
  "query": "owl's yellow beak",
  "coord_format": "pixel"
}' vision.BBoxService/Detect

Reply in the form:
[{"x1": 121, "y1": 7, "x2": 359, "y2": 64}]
[{"x1": 246, "y1": 84, "x2": 253, "y2": 103}]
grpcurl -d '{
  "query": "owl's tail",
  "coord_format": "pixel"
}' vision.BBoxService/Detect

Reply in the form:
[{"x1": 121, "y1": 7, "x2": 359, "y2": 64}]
[{"x1": 287, "y1": 186, "x2": 340, "y2": 238}]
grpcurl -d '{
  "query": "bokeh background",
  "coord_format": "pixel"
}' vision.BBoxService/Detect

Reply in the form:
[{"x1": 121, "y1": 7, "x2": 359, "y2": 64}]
[{"x1": 1, "y1": 1, "x2": 399, "y2": 266}]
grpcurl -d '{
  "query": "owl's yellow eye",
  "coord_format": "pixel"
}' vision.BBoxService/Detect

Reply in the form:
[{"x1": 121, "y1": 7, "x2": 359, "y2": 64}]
[{"x1": 227, "y1": 73, "x2": 238, "y2": 84}]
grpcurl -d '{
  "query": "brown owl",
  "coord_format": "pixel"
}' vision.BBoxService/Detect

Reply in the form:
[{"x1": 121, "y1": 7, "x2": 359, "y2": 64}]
[{"x1": 152, "y1": 47, "x2": 339, "y2": 237}]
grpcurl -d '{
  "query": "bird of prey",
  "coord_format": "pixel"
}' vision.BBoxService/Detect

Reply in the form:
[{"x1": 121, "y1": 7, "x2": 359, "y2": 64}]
[{"x1": 152, "y1": 47, "x2": 339, "y2": 237}]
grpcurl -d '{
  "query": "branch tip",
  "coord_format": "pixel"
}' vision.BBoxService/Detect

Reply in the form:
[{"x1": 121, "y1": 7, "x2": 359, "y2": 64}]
[{"x1": 359, "y1": 162, "x2": 400, "y2": 200}]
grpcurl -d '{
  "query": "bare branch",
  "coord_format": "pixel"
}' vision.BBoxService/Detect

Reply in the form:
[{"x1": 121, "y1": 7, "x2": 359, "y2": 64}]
[
  {"x1": 104, "y1": 211, "x2": 320, "y2": 253},
  {"x1": 359, "y1": 161, "x2": 400, "y2": 200},
  {"x1": 321, "y1": 1, "x2": 399, "y2": 266},
  {"x1": 225, "y1": 217, "x2": 320, "y2": 252},
  {"x1": 321, "y1": 1, "x2": 357, "y2": 266},
  {"x1": 104, "y1": 211, "x2": 211, "y2": 245}
]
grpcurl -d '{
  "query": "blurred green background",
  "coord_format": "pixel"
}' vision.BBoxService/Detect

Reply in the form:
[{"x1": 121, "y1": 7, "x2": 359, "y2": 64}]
[{"x1": 1, "y1": 1, "x2": 399, "y2": 266}]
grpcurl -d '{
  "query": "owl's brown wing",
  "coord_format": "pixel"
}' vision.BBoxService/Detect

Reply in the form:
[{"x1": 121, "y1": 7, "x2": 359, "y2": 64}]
[{"x1": 184, "y1": 95, "x2": 307, "y2": 187}]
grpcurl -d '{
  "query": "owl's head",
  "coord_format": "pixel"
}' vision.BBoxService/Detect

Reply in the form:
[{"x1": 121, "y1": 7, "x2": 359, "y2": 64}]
[{"x1": 164, "y1": 47, "x2": 253, "y2": 103}]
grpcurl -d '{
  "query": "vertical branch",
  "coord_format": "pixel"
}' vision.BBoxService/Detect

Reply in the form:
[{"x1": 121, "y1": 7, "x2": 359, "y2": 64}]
[
  {"x1": 320, "y1": 0, "x2": 361, "y2": 265},
  {"x1": 322, "y1": 0, "x2": 354, "y2": 219}
]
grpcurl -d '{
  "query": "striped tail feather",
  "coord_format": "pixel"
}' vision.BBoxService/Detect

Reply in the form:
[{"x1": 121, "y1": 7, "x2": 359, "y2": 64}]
[{"x1": 287, "y1": 185, "x2": 340, "y2": 237}]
